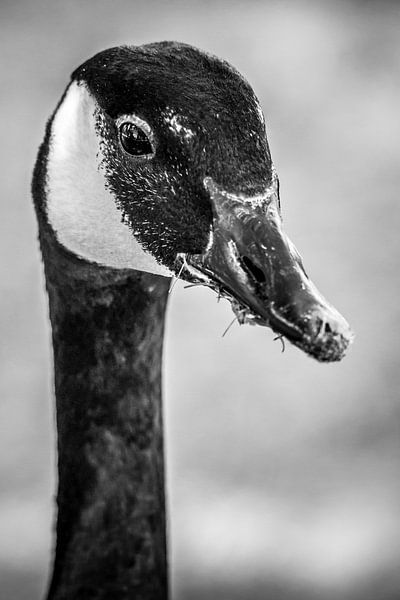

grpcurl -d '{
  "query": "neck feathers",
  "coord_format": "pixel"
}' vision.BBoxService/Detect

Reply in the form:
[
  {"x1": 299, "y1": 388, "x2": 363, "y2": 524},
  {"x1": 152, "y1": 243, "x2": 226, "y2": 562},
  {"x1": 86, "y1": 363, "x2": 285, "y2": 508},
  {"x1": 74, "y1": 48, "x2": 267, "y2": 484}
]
[{"x1": 45, "y1": 265, "x2": 170, "y2": 599}]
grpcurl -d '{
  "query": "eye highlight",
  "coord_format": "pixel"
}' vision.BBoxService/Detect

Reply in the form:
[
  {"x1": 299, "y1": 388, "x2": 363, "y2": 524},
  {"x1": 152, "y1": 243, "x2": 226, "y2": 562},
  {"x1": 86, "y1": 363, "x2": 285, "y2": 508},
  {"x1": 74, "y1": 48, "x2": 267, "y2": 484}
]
[{"x1": 116, "y1": 115, "x2": 155, "y2": 158}]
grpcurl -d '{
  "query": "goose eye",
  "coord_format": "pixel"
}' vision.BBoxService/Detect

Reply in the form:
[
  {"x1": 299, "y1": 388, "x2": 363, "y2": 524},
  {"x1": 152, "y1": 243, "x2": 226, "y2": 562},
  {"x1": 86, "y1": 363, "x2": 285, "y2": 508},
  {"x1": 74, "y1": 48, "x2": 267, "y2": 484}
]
[{"x1": 119, "y1": 121, "x2": 154, "y2": 157}]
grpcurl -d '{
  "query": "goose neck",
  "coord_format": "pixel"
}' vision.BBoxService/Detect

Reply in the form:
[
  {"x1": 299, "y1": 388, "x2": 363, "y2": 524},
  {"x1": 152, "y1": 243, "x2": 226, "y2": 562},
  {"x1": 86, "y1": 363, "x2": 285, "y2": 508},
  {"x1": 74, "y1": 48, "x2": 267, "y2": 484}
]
[{"x1": 44, "y1": 256, "x2": 171, "y2": 599}]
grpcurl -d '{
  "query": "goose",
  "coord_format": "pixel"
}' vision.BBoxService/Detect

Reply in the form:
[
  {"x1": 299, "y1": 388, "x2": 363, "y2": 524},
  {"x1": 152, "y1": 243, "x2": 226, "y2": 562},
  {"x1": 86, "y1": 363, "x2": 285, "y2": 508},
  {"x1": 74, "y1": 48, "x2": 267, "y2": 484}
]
[{"x1": 32, "y1": 41, "x2": 353, "y2": 600}]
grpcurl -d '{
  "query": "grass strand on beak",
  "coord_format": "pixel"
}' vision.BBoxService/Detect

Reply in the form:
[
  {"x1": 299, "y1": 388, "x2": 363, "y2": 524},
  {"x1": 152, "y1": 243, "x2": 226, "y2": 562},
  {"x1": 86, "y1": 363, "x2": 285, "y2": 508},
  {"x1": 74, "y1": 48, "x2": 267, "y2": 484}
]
[
  {"x1": 169, "y1": 262, "x2": 185, "y2": 295},
  {"x1": 183, "y1": 283, "x2": 204, "y2": 289},
  {"x1": 274, "y1": 334, "x2": 286, "y2": 353},
  {"x1": 222, "y1": 316, "x2": 239, "y2": 337}
]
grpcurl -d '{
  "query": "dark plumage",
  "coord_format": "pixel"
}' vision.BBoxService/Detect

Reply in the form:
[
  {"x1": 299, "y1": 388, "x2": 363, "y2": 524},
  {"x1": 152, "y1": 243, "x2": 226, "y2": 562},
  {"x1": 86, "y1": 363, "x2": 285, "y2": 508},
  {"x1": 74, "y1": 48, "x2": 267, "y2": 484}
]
[{"x1": 45, "y1": 262, "x2": 169, "y2": 600}]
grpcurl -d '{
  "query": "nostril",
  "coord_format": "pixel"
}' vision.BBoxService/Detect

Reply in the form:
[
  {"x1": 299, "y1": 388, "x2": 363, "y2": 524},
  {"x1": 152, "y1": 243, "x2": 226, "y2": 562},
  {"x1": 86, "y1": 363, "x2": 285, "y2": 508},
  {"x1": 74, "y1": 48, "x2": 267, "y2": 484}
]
[
  {"x1": 310, "y1": 316, "x2": 339, "y2": 340},
  {"x1": 239, "y1": 255, "x2": 266, "y2": 286}
]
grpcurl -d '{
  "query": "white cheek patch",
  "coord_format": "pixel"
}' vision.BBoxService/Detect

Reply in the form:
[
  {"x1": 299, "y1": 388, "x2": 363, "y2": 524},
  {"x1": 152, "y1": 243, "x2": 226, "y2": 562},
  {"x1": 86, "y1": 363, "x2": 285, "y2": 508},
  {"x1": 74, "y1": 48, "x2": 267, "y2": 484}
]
[{"x1": 46, "y1": 81, "x2": 172, "y2": 277}]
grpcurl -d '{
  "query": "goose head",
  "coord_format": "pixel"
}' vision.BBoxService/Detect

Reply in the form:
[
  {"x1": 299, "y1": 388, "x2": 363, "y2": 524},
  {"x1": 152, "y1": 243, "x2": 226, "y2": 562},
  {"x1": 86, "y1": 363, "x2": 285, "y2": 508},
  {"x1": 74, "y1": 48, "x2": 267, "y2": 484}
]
[{"x1": 40, "y1": 41, "x2": 353, "y2": 362}]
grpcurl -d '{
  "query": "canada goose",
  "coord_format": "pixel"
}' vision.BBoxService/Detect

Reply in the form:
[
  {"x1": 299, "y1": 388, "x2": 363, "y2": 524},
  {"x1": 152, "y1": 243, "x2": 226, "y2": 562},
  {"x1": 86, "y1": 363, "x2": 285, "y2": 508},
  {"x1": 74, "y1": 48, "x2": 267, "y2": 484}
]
[{"x1": 32, "y1": 41, "x2": 353, "y2": 600}]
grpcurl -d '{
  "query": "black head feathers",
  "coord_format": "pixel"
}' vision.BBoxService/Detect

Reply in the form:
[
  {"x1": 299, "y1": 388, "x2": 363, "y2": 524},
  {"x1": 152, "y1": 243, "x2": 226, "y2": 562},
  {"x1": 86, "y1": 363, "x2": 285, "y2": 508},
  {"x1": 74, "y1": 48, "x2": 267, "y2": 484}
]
[{"x1": 69, "y1": 42, "x2": 272, "y2": 266}]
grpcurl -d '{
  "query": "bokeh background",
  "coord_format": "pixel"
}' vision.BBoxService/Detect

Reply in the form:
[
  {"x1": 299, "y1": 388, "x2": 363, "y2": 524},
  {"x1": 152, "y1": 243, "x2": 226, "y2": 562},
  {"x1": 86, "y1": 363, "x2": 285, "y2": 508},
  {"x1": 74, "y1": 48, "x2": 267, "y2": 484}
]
[{"x1": 1, "y1": 0, "x2": 399, "y2": 598}]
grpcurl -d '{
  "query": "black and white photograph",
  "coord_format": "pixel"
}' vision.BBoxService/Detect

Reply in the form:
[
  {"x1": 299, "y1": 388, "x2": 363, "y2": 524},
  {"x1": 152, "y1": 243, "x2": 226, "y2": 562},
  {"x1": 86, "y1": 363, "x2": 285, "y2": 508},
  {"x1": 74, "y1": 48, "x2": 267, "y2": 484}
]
[{"x1": 1, "y1": 1, "x2": 399, "y2": 598}]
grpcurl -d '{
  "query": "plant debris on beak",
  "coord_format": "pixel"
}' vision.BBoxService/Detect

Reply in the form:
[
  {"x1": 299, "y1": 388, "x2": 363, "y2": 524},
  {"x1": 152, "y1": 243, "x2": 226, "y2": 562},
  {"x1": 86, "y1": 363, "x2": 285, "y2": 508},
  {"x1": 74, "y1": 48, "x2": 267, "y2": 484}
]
[{"x1": 175, "y1": 170, "x2": 354, "y2": 362}]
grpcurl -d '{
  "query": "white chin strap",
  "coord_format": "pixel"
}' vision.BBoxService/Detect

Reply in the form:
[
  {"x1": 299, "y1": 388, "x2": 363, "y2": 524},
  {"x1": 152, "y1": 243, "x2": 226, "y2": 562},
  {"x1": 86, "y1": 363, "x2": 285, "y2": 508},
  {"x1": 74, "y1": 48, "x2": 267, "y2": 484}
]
[{"x1": 45, "y1": 81, "x2": 172, "y2": 277}]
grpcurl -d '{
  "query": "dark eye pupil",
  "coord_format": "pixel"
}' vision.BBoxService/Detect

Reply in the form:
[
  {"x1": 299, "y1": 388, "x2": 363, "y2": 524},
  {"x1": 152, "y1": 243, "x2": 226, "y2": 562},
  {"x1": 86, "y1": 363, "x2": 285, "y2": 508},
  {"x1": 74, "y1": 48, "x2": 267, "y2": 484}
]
[{"x1": 119, "y1": 122, "x2": 153, "y2": 156}]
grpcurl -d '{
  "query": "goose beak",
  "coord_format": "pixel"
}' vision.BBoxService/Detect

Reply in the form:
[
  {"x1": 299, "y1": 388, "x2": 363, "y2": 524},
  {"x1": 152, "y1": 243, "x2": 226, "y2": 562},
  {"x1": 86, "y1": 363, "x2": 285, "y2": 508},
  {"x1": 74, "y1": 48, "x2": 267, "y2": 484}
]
[{"x1": 177, "y1": 174, "x2": 354, "y2": 362}]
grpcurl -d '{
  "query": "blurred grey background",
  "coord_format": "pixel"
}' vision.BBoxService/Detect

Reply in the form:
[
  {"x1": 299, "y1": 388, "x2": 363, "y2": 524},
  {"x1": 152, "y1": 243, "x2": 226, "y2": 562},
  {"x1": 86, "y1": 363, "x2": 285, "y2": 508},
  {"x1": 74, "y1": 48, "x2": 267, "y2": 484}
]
[{"x1": 1, "y1": 0, "x2": 399, "y2": 598}]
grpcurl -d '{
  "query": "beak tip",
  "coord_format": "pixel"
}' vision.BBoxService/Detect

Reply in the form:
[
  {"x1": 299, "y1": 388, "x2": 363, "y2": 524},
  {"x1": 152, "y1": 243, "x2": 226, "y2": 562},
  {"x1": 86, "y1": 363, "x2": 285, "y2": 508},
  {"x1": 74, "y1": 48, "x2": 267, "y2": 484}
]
[
  {"x1": 302, "y1": 316, "x2": 355, "y2": 363},
  {"x1": 267, "y1": 301, "x2": 354, "y2": 363}
]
